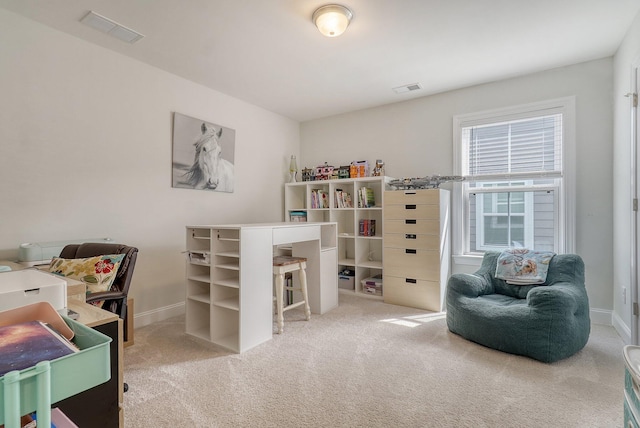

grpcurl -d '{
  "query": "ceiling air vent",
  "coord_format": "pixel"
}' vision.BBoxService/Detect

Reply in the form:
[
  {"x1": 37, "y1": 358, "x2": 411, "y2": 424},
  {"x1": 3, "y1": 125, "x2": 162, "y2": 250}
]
[
  {"x1": 392, "y1": 83, "x2": 422, "y2": 94},
  {"x1": 80, "y1": 11, "x2": 144, "y2": 44}
]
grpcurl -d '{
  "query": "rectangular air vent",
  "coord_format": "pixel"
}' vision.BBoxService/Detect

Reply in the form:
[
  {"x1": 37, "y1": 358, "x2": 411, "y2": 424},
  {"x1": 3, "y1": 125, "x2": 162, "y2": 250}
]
[
  {"x1": 80, "y1": 11, "x2": 144, "y2": 44},
  {"x1": 393, "y1": 83, "x2": 422, "y2": 94}
]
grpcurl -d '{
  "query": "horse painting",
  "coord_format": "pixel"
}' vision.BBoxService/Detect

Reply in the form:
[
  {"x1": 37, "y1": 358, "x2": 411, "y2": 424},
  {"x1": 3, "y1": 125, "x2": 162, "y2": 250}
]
[{"x1": 173, "y1": 118, "x2": 235, "y2": 192}]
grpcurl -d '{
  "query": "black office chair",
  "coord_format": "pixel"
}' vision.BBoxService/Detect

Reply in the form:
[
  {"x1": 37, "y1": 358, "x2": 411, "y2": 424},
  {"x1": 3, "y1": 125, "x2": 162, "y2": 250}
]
[
  {"x1": 59, "y1": 242, "x2": 138, "y2": 342},
  {"x1": 59, "y1": 242, "x2": 138, "y2": 393}
]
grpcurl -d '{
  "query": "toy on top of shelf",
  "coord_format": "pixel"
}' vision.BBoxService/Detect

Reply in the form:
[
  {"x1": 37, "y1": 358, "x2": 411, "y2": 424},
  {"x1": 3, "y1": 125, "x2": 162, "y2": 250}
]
[
  {"x1": 302, "y1": 167, "x2": 313, "y2": 182},
  {"x1": 388, "y1": 175, "x2": 464, "y2": 189},
  {"x1": 315, "y1": 162, "x2": 334, "y2": 180},
  {"x1": 337, "y1": 166, "x2": 350, "y2": 179},
  {"x1": 372, "y1": 160, "x2": 385, "y2": 176},
  {"x1": 350, "y1": 160, "x2": 369, "y2": 178}
]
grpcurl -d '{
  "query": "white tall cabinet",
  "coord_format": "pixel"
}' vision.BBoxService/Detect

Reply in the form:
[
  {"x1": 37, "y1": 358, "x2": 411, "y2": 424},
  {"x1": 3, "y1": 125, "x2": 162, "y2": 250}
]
[
  {"x1": 285, "y1": 177, "x2": 392, "y2": 298},
  {"x1": 185, "y1": 222, "x2": 337, "y2": 353}
]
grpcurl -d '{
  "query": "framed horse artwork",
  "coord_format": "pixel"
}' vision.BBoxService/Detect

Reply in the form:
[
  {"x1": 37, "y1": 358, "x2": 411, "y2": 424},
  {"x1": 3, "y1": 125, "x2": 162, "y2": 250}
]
[{"x1": 172, "y1": 112, "x2": 235, "y2": 192}]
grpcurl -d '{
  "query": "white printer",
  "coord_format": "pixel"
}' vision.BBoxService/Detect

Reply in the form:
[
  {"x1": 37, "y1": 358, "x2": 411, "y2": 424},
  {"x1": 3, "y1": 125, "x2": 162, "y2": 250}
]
[{"x1": 18, "y1": 238, "x2": 113, "y2": 266}]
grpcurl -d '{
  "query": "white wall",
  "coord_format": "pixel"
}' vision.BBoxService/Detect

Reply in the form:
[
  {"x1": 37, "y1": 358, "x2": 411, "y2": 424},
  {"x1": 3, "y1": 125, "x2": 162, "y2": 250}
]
[
  {"x1": 301, "y1": 58, "x2": 614, "y2": 323},
  {"x1": 613, "y1": 12, "x2": 640, "y2": 343},
  {"x1": 0, "y1": 10, "x2": 299, "y2": 326}
]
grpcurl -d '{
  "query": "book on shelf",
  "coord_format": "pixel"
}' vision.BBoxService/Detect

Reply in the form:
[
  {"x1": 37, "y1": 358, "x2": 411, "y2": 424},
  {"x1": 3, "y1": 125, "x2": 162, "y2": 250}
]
[
  {"x1": 358, "y1": 219, "x2": 376, "y2": 236},
  {"x1": 334, "y1": 189, "x2": 353, "y2": 208},
  {"x1": 358, "y1": 187, "x2": 376, "y2": 208},
  {"x1": 311, "y1": 189, "x2": 329, "y2": 209},
  {"x1": 0, "y1": 320, "x2": 79, "y2": 377},
  {"x1": 321, "y1": 191, "x2": 329, "y2": 208}
]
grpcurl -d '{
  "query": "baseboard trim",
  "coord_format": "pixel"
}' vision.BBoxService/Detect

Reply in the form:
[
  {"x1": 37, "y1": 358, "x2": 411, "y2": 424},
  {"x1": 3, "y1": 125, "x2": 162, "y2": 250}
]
[
  {"x1": 590, "y1": 308, "x2": 612, "y2": 326},
  {"x1": 131, "y1": 302, "x2": 617, "y2": 336},
  {"x1": 133, "y1": 301, "x2": 185, "y2": 329},
  {"x1": 612, "y1": 310, "x2": 632, "y2": 345}
]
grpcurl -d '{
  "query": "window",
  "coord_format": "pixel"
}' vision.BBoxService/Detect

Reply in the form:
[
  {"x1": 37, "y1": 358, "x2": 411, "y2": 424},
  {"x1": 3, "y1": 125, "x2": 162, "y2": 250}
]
[{"x1": 453, "y1": 98, "x2": 575, "y2": 258}]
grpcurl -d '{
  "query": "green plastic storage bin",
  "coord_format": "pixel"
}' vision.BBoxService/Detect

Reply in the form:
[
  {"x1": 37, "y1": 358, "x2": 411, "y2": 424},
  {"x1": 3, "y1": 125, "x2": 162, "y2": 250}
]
[{"x1": 0, "y1": 316, "x2": 111, "y2": 427}]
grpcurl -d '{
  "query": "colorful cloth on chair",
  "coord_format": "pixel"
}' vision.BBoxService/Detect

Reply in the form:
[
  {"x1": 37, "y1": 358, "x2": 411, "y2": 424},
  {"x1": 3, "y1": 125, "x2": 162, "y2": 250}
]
[{"x1": 495, "y1": 248, "x2": 555, "y2": 285}]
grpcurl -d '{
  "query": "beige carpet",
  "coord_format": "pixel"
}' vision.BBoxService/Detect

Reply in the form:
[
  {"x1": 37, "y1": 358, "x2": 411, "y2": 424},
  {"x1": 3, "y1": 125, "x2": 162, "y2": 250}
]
[{"x1": 123, "y1": 294, "x2": 625, "y2": 427}]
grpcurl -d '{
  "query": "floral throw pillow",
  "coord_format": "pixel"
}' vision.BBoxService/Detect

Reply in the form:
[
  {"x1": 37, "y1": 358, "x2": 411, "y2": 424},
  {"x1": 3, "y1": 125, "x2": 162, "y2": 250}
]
[{"x1": 49, "y1": 254, "x2": 125, "y2": 306}]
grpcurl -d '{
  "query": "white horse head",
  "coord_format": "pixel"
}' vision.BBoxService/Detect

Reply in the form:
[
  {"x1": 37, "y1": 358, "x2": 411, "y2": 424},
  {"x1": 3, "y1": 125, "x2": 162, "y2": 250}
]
[{"x1": 185, "y1": 123, "x2": 234, "y2": 191}]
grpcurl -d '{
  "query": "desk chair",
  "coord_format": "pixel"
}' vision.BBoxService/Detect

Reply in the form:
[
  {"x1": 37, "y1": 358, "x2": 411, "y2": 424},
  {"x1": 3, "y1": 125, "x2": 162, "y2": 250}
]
[
  {"x1": 59, "y1": 243, "x2": 138, "y2": 342},
  {"x1": 273, "y1": 256, "x2": 311, "y2": 334},
  {"x1": 59, "y1": 242, "x2": 137, "y2": 393}
]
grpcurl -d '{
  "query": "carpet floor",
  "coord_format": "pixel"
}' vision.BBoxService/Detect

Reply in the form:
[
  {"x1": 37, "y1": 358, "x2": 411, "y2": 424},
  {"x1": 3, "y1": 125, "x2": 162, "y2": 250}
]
[{"x1": 123, "y1": 293, "x2": 625, "y2": 427}]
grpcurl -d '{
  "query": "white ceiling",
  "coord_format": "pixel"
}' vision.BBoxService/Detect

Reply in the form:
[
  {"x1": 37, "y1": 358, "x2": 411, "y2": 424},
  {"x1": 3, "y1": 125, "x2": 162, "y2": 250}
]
[{"x1": 2, "y1": 0, "x2": 639, "y2": 122}]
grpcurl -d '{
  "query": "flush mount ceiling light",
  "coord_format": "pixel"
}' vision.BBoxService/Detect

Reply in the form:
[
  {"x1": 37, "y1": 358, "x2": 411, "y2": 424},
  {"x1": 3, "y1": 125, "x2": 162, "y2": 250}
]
[{"x1": 312, "y1": 4, "x2": 353, "y2": 37}]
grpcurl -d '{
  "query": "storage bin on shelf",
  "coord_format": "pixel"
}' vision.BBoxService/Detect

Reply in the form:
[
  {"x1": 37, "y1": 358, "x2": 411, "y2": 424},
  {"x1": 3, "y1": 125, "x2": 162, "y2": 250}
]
[
  {"x1": 338, "y1": 269, "x2": 355, "y2": 290},
  {"x1": 361, "y1": 275, "x2": 383, "y2": 296},
  {"x1": 0, "y1": 317, "x2": 111, "y2": 427}
]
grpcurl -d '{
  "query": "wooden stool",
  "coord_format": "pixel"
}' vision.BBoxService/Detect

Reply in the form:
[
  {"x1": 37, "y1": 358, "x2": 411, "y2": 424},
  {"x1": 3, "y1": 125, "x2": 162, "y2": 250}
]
[{"x1": 273, "y1": 256, "x2": 311, "y2": 334}]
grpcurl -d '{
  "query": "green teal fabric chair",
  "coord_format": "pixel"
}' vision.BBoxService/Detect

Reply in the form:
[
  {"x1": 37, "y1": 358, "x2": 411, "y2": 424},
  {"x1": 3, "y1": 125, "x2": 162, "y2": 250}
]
[{"x1": 446, "y1": 251, "x2": 590, "y2": 363}]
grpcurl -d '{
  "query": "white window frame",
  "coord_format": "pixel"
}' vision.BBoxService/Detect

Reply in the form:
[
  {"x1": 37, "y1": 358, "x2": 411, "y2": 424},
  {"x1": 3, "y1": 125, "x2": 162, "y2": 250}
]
[
  {"x1": 475, "y1": 181, "x2": 534, "y2": 251},
  {"x1": 452, "y1": 97, "x2": 576, "y2": 265}
]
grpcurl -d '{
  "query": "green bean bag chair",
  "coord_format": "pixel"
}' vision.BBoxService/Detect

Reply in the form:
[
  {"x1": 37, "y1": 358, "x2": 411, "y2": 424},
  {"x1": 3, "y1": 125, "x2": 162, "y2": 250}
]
[{"x1": 446, "y1": 251, "x2": 590, "y2": 363}]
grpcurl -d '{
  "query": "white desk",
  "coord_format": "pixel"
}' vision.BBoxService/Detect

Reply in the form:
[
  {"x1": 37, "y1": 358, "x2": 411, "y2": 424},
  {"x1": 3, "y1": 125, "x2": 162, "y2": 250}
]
[{"x1": 185, "y1": 222, "x2": 337, "y2": 352}]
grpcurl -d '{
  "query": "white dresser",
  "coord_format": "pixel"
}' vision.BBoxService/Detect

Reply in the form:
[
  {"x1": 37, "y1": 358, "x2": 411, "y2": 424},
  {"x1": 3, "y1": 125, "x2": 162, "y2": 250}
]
[{"x1": 383, "y1": 189, "x2": 450, "y2": 312}]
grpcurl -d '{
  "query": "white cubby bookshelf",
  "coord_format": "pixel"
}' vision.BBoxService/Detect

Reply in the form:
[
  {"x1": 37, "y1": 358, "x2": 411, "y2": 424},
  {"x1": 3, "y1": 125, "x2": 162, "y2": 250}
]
[
  {"x1": 185, "y1": 223, "x2": 338, "y2": 353},
  {"x1": 284, "y1": 176, "x2": 393, "y2": 299},
  {"x1": 185, "y1": 226, "x2": 252, "y2": 352}
]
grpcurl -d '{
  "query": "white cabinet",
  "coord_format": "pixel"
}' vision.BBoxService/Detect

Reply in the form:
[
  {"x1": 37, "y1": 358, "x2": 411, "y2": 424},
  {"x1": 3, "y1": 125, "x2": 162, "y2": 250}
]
[
  {"x1": 383, "y1": 189, "x2": 450, "y2": 311},
  {"x1": 285, "y1": 177, "x2": 391, "y2": 299},
  {"x1": 185, "y1": 222, "x2": 337, "y2": 353},
  {"x1": 185, "y1": 225, "x2": 272, "y2": 353}
]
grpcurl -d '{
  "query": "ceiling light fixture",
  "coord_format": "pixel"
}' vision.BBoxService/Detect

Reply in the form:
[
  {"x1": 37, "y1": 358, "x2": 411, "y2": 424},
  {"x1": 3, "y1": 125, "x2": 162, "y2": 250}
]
[{"x1": 312, "y1": 4, "x2": 353, "y2": 37}]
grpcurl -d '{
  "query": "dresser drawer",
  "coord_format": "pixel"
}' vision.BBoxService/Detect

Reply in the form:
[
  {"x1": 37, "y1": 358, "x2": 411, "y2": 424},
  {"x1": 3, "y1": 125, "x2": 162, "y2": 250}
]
[
  {"x1": 384, "y1": 233, "x2": 440, "y2": 250},
  {"x1": 383, "y1": 247, "x2": 440, "y2": 279},
  {"x1": 385, "y1": 189, "x2": 440, "y2": 205},
  {"x1": 385, "y1": 203, "x2": 439, "y2": 220},
  {"x1": 383, "y1": 276, "x2": 442, "y2": 311},
  {"x1": 384, "y1": 219, "x2": 440, "y2": 235}
]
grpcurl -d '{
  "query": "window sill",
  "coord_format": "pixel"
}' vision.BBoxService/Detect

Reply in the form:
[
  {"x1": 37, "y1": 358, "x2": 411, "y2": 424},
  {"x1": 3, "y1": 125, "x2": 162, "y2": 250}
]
[{"x1": 452, "y1": 254, "x2": 483, "y2": 267}]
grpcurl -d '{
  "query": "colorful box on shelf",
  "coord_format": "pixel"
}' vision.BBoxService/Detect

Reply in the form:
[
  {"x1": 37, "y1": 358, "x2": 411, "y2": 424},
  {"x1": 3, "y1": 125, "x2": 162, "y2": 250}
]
[{"x1": 289, "y1": 211, "x2": 308, "y2": 222}]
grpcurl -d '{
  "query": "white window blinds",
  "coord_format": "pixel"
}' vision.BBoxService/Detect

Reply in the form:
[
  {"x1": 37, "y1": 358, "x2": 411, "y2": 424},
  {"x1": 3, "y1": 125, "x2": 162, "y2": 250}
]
[{"x1": 462, "y1": 114, "x2": 562, "y2": 181}]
